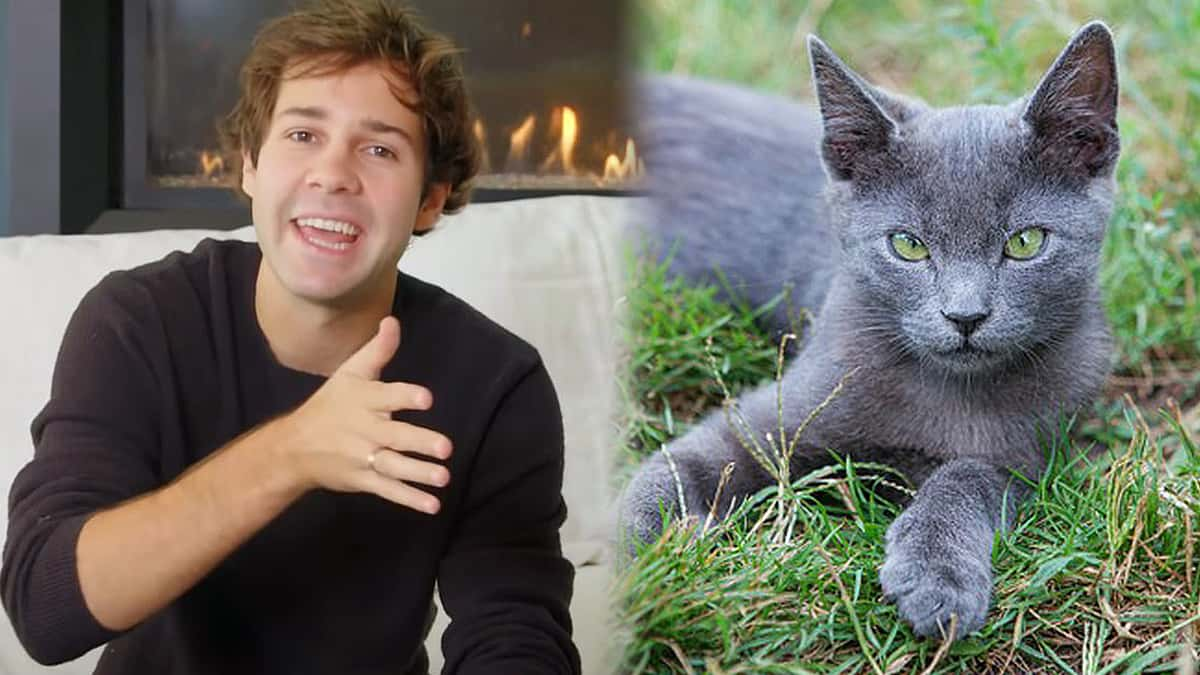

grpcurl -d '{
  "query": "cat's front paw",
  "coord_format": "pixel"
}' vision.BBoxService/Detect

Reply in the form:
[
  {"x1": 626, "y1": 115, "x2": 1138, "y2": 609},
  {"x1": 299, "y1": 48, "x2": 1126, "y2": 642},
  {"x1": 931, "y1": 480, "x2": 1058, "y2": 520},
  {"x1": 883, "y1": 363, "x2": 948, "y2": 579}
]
[
  {"x1": 618, "y1": 454, "x2": 689, "y2": 557},
  {"x1": 878, "y1": 510, "x2": 993, "y2": 639}
]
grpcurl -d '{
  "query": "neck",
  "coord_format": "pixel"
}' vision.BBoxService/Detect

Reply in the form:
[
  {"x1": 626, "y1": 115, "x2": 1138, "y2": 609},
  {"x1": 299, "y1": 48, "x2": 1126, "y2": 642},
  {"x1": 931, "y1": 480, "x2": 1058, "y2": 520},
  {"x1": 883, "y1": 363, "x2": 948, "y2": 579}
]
[{"x1": 254, "y1": 260, "x2": 397, "y2": 377}]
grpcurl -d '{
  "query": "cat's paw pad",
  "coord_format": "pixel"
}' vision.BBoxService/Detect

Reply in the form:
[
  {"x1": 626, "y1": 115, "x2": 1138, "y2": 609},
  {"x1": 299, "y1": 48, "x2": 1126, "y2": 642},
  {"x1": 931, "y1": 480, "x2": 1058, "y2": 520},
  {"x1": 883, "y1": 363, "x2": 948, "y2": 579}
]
[
  {"x1": 879, "y1": 521, "x2": 992, "y2": 639},
  {"x1": 879, "y1": 557, "x2": 990, "y2": 638}
]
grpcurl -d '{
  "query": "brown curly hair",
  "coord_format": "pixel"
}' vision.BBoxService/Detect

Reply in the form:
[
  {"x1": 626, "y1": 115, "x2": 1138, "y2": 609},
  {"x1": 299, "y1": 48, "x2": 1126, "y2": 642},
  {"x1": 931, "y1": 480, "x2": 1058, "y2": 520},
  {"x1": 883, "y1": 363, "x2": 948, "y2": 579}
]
[{"x1": 219, "y1": 0, "x2": 480, "y2": 214}]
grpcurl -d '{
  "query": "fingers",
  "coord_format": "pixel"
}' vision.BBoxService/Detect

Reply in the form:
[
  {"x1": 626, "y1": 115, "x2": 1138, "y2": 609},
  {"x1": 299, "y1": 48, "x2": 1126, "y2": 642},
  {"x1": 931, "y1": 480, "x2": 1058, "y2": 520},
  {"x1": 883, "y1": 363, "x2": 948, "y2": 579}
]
[
  {"x1": 360, "y1": 469, "x2": 442, "y2": 514},
  {"x1": 368, "y1": 418, "x2": 453, "y2": 460},
  {"x1": 365, "y1": 381, "x2": 433, "y2": 413},
  {"x1": 353, "y1": 419, "x2": 451, "y2": 517},
  {"x1": 369, "y1": 449, "x2": 450, "y2": 489},
  {"x1": 337, "y1": 316, "x2": 401, "y2": 380}
]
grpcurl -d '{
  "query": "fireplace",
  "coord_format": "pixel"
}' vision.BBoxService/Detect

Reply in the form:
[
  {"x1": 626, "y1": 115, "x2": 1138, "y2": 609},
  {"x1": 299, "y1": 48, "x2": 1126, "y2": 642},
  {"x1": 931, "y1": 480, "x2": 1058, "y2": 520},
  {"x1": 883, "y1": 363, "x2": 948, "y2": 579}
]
[{"x1": 122, "y1": 0, "x2": 639, "y2": 212}]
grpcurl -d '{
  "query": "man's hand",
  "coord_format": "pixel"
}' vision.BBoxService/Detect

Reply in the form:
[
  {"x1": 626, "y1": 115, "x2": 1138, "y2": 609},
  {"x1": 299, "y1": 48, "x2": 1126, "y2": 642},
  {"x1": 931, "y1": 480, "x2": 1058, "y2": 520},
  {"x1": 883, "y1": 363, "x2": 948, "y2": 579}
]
[
  {"x1": 67, "y1": 315, "x2": 452, "y2": 634},
  {"x1": 281, "y1": 316, "x2": 453, "y2": 514}
]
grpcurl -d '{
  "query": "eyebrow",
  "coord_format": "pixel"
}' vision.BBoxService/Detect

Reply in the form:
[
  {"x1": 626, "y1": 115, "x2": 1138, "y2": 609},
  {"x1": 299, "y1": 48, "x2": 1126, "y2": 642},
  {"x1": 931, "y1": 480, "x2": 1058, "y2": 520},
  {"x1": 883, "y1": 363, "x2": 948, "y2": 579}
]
[{"x1": 276, "y1": 106, "x2": 416, "y2": 147}]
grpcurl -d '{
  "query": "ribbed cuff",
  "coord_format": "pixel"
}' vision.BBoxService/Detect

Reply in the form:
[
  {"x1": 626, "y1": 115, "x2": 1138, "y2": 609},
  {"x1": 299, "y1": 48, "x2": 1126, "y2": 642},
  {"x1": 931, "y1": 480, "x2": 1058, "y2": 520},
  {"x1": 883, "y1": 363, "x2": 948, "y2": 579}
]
[{"x1": 22, "y1": 511, "x2": 121, "y2": 664}]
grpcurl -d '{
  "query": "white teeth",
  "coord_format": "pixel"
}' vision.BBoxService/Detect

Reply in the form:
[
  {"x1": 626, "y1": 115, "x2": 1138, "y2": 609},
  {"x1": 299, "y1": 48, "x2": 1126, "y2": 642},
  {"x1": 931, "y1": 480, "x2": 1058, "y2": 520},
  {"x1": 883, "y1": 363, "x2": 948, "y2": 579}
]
[
  {"x1": 305, "y1": 237, "x2": 351, "y2": 251},
  {"x1": 295, "y1": 217, "x2": 360, "y2": 236}
]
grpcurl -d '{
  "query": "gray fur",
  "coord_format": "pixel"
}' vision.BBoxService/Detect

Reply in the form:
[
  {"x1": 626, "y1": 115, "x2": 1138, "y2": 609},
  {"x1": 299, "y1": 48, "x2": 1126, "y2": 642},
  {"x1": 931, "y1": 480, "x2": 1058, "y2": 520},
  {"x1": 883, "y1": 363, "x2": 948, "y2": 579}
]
[
  {"x1": 631, "y1": 75, "x2": 835, "y2": 336},
  {"x1": 621, "y1": 22, "x2": 1119, "y2": 640}
]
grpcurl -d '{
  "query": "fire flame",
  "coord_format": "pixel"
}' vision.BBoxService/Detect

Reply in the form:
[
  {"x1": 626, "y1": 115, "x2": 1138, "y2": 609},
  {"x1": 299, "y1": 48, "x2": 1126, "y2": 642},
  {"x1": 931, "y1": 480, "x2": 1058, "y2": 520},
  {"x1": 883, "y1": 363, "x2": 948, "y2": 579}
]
[
  {"x1": 539, "y1": 106, "x2": 579, "y2": 174},
  {"x1": 603, "y1": 139, "x2": 643, "y2": 182},
  {"x1": 200, "y1": 151, "x2": 225, "y2": 178},
  {"x1": 507, "y1": 115, "x2": 536, "y2": 168},
  {"x1": 186, "y1": 100, "x2": 638, "y2": 184},
  {"x1": 475, "y1": 106, "x2": 649, "y2": 185},
  {"x1": 473, "y1": 119, "x2": 491, "y2": 172},
  {"x1": 189, "y1": 105, "x2": 639, "y2": 187},
  {"x1": 559, "y1": 107, "x2": 577, "y2": 175}
]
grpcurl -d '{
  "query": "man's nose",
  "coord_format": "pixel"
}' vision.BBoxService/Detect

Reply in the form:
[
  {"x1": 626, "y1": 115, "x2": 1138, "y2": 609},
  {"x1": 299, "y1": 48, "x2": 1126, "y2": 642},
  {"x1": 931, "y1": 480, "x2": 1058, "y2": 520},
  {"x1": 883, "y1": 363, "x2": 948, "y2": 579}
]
[{"x1": 306, "y1": 146, "x2": 360, "y2": 193}]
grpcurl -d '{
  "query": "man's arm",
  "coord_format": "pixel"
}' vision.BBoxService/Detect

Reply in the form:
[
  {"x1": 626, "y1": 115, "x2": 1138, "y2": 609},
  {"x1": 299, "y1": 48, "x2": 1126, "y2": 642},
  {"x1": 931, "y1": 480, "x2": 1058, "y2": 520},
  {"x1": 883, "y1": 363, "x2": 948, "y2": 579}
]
[
  {"x1": 437, "y1": 360, "x2": 581, "y2": 675},
  {"x1": 74, "y1": 422, "x2": 303, "y2": 633},
  {"x1": 2, "y1": 298, "x2": 447, "y2": 665}
]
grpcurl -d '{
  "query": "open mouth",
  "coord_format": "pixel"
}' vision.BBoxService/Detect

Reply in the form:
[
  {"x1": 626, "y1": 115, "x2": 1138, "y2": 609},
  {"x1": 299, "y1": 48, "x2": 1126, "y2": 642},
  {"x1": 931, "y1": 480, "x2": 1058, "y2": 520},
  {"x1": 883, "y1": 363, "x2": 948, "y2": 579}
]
[{"x1": 291, "y1": 217, "x2": 362, "y2": 253}]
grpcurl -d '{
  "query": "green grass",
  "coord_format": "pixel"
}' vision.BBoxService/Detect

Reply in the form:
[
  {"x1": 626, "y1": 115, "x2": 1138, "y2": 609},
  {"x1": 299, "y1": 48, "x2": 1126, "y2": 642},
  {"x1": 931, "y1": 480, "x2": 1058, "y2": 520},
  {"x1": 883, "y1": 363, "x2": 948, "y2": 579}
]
[
  {"x1": 617, "y1": 412, "x2": 1200, "y2": 673},
  {"x1": 619, "y1": 253, "x2": 781, "y2": 460},
  {"x1": 615, "y1": 1, "x2": 1200, "y2": 672},
  {"x1": 1102, "y1": 171, "x2": 1200, "y2": 371}
]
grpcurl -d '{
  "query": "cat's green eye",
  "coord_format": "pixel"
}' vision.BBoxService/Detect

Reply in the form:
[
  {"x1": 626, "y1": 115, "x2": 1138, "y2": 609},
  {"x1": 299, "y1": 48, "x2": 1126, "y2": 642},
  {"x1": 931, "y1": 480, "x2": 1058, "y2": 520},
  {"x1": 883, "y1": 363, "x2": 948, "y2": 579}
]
[
  {"x1": 1004, "y1": 227, "x2": 1046, "y2": 260},
  {"x1": 889, "y1": 233, "x2": 930, "y2": 261}
]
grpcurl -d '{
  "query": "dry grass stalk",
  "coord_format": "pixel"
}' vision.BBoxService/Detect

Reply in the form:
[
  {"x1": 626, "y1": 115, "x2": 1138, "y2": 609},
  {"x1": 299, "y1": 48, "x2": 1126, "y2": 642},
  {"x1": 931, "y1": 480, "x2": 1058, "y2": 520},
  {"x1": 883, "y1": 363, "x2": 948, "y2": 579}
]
[
  {"x1": 666, "y1": 640, "x2": 695, "y2": 675},
  {"x1": 919, "y1": 613, "x2": 958, "y2": 675},
  {"x1": 815, "y1": 544, "x2": 884, "y2": 675}
]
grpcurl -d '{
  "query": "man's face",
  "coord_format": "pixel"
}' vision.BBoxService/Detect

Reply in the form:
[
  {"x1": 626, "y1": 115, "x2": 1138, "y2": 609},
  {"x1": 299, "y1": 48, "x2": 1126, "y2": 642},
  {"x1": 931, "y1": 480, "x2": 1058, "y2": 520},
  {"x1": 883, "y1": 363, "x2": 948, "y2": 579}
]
[{"x1": 242, "y1": 59, "x2": 447, "y2": 308}]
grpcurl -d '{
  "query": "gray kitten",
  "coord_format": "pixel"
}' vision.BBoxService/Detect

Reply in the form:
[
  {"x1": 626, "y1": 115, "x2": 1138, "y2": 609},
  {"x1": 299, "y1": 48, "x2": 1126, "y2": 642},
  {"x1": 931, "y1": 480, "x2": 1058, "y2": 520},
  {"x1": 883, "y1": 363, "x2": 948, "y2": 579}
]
[{"x1": 621, "y1": 22, "x2": 1118, "y2": 639}]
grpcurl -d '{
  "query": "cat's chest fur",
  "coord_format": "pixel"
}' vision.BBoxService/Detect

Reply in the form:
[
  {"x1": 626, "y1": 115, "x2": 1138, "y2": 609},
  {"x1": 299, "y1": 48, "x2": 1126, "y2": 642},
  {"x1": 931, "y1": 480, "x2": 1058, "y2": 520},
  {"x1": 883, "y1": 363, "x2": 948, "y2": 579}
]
[{"x1": 842, "y1": 374, "x2": 1042, "y2": 461}]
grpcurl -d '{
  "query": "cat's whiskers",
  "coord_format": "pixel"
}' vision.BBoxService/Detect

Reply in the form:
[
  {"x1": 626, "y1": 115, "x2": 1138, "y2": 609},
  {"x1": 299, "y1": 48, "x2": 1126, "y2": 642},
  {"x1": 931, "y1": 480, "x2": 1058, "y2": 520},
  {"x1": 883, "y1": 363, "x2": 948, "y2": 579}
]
[
  {"x1": 1014, "y1": 342, "x2": 1050, "y2": 379},
  {"x1": 839, "y1": 320, "x2": 917, "y2": 367}
]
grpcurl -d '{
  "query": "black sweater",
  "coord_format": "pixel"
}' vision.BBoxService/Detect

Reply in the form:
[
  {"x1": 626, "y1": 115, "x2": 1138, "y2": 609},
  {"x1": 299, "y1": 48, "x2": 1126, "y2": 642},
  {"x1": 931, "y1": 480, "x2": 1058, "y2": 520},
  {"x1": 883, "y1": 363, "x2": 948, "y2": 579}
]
[{"x1": 1, "y1": 239, "x2": 580, "y2": 674}]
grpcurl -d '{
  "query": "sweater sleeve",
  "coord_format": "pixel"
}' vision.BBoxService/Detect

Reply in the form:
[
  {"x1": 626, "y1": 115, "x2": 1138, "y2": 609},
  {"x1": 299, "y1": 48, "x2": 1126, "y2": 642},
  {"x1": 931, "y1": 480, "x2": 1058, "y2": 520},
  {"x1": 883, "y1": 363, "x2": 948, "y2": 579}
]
[
  {"x1": 436, "y1": 360, "x2": 581, "y2": 675},
  {"x1": 1, "y1": 279, "x2": 164, "y2": 664}
]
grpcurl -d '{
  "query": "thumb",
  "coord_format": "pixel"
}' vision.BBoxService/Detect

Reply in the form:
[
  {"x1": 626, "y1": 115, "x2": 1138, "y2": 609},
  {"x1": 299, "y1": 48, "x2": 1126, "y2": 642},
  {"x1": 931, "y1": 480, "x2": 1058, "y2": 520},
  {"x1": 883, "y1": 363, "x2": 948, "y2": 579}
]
[{"x1": 337, "y1": 316, "x2": 400, "y2": 380}]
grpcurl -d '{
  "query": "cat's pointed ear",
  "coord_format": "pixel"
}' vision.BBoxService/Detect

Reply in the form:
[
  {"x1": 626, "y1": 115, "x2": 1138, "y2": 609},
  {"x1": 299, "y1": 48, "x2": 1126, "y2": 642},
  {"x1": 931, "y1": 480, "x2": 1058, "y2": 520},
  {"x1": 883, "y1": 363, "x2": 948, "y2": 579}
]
[
  {"x1": 1022, "y1": 21, "x2": 1119, "y2": 177},
  {"x1": 863, "y1": 84, "x2": 928, "y2": 125},
  {"x1": 808, "y1": 35, "x2": 897, "y2": 181}
]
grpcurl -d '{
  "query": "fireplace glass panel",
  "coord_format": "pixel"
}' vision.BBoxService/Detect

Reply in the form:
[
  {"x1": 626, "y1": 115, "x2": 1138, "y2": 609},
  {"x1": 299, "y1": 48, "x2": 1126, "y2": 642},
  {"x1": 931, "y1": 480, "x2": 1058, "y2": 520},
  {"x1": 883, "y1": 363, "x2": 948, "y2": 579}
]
[{"x1": 134, "y1": 0, "x2": 635, "y2": 206}]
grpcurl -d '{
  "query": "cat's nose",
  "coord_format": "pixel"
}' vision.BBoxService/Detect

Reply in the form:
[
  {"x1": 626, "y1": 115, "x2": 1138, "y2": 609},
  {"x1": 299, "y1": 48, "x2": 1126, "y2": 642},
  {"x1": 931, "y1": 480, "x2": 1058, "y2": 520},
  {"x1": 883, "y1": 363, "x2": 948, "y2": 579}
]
[{"x1": 942, "y1": 310, "x2": 989, "y2": 337}]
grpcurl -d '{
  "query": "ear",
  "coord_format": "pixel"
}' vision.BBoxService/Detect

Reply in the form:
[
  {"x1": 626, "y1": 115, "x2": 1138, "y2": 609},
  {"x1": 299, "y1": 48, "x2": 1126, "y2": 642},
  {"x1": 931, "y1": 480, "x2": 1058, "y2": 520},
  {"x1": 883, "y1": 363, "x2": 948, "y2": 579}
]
[
  {"x1": 413, "y1": 182, "x2": 449, "y2": 233},
  {"x1": 807, "y1": 35, "x2": 898, "y2": 181},
  {"x1": 1022, "y1": 21, "x2": 1119, "y2": 177},
  {"x1": 240, "y1": 151, "x2": 256, "y2": 199},
  {"x1": 862, "y1": 84, "x2": 928, "y2": 125}
]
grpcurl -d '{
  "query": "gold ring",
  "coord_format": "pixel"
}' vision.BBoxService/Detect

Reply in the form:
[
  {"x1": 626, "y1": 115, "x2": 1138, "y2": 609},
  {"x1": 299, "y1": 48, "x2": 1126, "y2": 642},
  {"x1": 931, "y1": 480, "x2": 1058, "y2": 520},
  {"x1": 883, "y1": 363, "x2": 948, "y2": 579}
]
[{"x1": 367, "y1": 450, "x2": 379, "y2": 471}]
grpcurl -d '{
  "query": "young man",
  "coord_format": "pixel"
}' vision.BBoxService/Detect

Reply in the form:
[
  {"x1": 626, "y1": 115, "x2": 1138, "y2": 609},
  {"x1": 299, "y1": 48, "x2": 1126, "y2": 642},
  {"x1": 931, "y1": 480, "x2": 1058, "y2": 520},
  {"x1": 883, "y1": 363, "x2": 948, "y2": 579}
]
[{"x1": 0, "y1": 1, "x2": 580, "y2": 673}]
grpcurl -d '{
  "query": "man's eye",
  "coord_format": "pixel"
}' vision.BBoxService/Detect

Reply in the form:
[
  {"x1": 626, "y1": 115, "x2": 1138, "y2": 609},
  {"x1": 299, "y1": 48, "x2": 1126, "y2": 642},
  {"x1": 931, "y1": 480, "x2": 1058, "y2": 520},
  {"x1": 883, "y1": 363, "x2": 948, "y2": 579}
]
[
  {"x1": 287, "y1": 130, "x2": 314, "y2": 143},
  {"x1": 366, "y1": 145, "x2": 397, "y2": 159}
]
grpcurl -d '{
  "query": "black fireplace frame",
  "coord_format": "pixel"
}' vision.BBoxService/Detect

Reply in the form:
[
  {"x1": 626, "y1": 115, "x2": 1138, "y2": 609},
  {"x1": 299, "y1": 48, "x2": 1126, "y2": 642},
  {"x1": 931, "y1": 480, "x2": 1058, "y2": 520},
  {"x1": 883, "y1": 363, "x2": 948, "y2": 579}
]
[
  {"x1": 119, "y1": 0, "x2": 637, "y2": 218},
  {"x1": 7, "y1": 1, "x2": 637, "y2": 236},
  {"x1": 121, "y1": 0, "x2": 233, "y2": 211}
]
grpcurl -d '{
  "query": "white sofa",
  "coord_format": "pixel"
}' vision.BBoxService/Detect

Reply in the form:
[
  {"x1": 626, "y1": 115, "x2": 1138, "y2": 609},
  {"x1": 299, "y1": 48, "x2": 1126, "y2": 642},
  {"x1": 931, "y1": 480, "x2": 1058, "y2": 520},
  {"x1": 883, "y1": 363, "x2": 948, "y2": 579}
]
[{"x1": 0, "y1": 196, "x2": 631, "y2": 674}]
